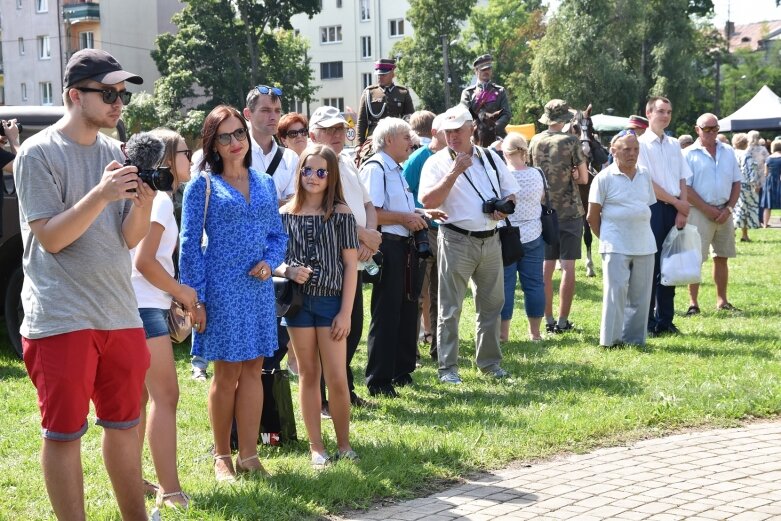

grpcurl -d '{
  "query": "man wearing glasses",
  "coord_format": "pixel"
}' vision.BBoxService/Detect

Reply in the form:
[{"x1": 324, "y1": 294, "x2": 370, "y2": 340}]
[
  {"x1": 309, "y1": 106, "x2": 381, "y2": 412},
  {"x1": 14, "y1": 49, "x2": 153, "y2": 520},
  {"x1": 243, "y1": 85, "x2": 298, "y2": 205},
  {"x1": 683, "y1": 114, "x2": 742, "y2": 313},
  {"x1": 637, "y1": 96, "x2": 692, "y2": 336}
]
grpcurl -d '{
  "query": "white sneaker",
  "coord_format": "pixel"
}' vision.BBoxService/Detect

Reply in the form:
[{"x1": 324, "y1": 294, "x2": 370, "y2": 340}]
[{"x1": 439, "y1": 372, "x2": 463, "y2": 384}]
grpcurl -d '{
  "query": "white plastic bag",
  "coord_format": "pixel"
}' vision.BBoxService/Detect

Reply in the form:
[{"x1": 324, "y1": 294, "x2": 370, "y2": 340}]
[{"x1": 660, "y1": 224, "x2": 702, "y2": 286}]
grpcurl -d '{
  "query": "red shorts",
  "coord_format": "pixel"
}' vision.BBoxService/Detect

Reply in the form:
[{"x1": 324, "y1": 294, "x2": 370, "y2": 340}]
[{"x1": 23, "y1": 328, "x2": 150, "y2": 441}]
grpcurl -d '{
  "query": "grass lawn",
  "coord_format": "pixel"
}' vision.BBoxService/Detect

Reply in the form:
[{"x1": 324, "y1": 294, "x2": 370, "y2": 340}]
[{"x1": 1, "y1": 227, "x2": 780, "y2": 520}]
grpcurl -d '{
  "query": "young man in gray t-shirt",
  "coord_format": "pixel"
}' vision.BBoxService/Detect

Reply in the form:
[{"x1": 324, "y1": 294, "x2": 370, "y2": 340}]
[{"x1": 14, "y1": 49, "x2": 154, "y2": 520}]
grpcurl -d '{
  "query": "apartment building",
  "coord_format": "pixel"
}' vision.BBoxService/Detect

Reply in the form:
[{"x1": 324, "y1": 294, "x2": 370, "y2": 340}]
[
  {"x1": 290, "y1": 0, "x2": 415, "y2": 116},
  {"x1": 0, "y1": 0, "x2": 181, "y2": 106}
]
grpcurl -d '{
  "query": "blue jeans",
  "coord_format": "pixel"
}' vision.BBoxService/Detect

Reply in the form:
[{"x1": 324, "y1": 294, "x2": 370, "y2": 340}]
[{"x1": 502, "y1": 235, "x2": 545, "y2": 320}]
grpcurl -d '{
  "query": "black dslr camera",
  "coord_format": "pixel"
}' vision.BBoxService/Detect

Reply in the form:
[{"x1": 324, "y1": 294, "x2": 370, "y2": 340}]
[
  {"x1": 482, "y1": 196, "x2": 516, "y2": 215},
  {"x1": 124, "y1": 159, "x2": 175, "y2": 192},
  {"x1": 0, "y1": 121, "x2": 22, "y2": 136},
  {"x1": 413, "y1": 227, "x2": 431, "y2": 259}
]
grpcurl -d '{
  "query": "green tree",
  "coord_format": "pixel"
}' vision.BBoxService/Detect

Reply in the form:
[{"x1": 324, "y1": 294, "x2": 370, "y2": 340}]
[
  {"x1": 152, "y1": 0, "x2": 319, "y2": 117},
  {"x1": 466, "y1": 0, "x2": 546, "y2": 124},
  {"x1": 391, "y1": 0, "x2": 477, "y2": 113}
]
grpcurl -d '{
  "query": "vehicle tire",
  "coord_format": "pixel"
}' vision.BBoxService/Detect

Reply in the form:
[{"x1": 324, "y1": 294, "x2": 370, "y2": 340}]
[{"x1": 4, "y1": 266, "x2": 24, "y2": 358}]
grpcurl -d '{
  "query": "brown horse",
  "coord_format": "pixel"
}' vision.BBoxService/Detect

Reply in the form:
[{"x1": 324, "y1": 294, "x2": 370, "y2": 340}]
[
  {"x1": 567, "y1": 104, "x2": 609, "y2": 277},
  {"x1": 471, "y1": 107, "x2": 504, "y2": 148}
]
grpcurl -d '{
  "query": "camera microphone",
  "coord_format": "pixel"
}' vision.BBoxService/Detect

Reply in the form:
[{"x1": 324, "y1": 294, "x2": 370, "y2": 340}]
[{"x1": 124, "y1": 132, "x2": 165, "y2": 171}]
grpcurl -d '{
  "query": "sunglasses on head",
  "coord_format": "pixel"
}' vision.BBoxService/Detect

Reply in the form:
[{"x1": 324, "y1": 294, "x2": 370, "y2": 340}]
[
  {"x1": 301, "y1": 167, "x2": 328, "y2": 179},
  {"x1": 285, "y1": 128, "x2": 308, "y2": 138},
  {"x1": 177, "y1": 149, "x2": 193, "y2": 161},
  {"x1": 698, "y1": 125, "x2": 720, "y2": 133},
  {"x1": 75, "y1": 87, "x2": 132, "y2": 105},
  {"x1": 256, "y1": 85, "x2": 283, "y2": 97},
  {"x1": 216, "y1": 128, "x2": 248, "y2": 146},
  {"x1": 611, "y1": 128, "x2": 637, "y2": 145}
]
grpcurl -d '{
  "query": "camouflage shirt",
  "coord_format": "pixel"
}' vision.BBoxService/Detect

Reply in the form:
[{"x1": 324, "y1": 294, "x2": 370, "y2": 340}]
[{"x1": 529, "y1": 130, "x2": 586, "y2": 220}]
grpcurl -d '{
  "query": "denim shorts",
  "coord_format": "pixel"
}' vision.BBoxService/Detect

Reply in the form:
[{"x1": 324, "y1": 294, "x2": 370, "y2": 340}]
[
  {"x1": 282, "y1": 294, "x2": 342, "y2": 328},
  {"x1": 138, "y1": 307, "x2": 170, "y2": 339}
]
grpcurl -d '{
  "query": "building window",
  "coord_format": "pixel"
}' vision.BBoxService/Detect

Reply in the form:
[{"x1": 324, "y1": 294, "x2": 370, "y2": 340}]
[
  {"x1": 0, "y1": 86, "x2": 5, "y2": 105},
  {"x1": 361, "y1": 36, "x2": 372, "y2": 59},
  {"x1": 389, "y1": 19, "x2": 405, "y2": 37},
  {"x1": 362, "y1": 73, "x2": 373, "y2": 90},
  {"x1": 21, "y1": 83, "x2": 28, "y2": 102},
  {"x1": 38, "y1": 36, "x2": 51, "y2": 60},
  {"x1": 292, "y1": 99, "x2": 305, "y2": 114},
  {"x1": 360, "y1": 0, "x2": 370, "y2": 21},
  {"x1": 323, "y1": 98, "x2": 344, "y2": 112},
  {"x1": 16, "y1": 0, "x2": 22, "y2": 9},
  {"x1": 36, "y1": 0, "x2": 47, "y2": 12},
  {"x1": 79, "y1": 31, "x2": 94, "y2": 49},
  {"x1": 320, "y1": 61, "x2": 343, "y2": 80},
  {"x1": 336, "y1": 0, "x2": 342, "y2": 6},
  {"x1": 40, "y1": 81, "x2": 53, "y2": 105},
  {"x1": 320, "y1": 25, "x2": 342, "y2": 44},
  {"x1": 18, "y1": 37, "x2": 25, "y2": 55}
]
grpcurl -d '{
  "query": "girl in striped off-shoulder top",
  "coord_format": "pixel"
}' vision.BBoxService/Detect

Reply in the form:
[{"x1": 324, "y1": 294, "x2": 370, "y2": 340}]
[{"x1": 275, "y1": 144, "x2": 360, "y2": 468}]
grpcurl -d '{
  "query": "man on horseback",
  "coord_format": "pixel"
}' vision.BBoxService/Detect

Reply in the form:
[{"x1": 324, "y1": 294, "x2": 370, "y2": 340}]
[
  {"x1": 461, "y1": 54, "x2": 512, "y2": 138},
  {"x1": 529, "y1": 99, "x2": 589, "y2": 334},
  {"x1": 357, "y1": 59, "x2": 415, "y2": 147}
]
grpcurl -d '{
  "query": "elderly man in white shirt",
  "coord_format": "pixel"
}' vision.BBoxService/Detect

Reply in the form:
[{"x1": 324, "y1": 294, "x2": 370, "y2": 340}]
[
  {"x1": 637, "y1": 96, "x2": 692, "y2": 336},
  {"x1": 243, "y1": 85, "x2": 298, "y2": 202},
  {"x1": 683, "y1": 113, "x2": 742, "y2": 313},
  {"x1": 419, "y1": 105, "x2": 519, "y2": 384},
  {"x1": 309, "y1": 106, "x2": 382, "y2": 411},
  {"x1": 588, "y1": 131, "x2": 657, "y2": 348}
]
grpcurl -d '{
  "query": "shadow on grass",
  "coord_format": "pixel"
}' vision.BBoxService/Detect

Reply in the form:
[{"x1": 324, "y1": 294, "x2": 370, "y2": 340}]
[{"x1": 0, "y1": 344, "x2": 26, "y2": 379}]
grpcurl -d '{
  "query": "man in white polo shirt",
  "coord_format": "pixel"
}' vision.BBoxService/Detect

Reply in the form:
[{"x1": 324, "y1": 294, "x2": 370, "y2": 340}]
[
  {"x1": 309, "y1": 106, "x2": 381, "y2": 410},
  {"x1": 419, "y1": 105, "x2": 519, "y2": 384},
  {"x1": 683, "y1": 113, "x2": 742, "y2": 313},
  {"x1": 243, "y1": 85, "x2": 298, "y2": 202},
  {"x1": 637, "y1": 96, "x2": 692, "y2": 336},
  {"x1": 588, "y1": 131, "x2": 657, "y2": 348}
]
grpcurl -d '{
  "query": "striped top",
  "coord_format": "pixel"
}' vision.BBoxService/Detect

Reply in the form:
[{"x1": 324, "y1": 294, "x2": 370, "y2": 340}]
[{"x1": 281, "y1": 212, "x2": 359, "y2": 297}]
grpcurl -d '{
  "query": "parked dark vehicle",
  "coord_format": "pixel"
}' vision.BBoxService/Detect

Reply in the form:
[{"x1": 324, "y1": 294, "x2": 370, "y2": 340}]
[{"x1": 0, "y1": 106, "x2": 126, "y2": 357}]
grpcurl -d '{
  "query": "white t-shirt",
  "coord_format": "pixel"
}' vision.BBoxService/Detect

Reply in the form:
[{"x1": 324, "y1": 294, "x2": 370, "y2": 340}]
[
  {"x1": 131, "y1": 191, "x2": 178, "y2": 309},
  {"x1": 589, "y1": 163, "x2": 657, "y2": 255},
  {"x1": 505, "y1": 166, "x2": 543, "y2": 244}
]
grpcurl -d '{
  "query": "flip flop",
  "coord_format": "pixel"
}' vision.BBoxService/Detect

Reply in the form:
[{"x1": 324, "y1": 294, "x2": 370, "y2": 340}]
[
  {"x1": 717, "y1": 302, "x2": 741, "y2": 312},
  {"x1": 684, "y1": 305, "x2": 700, "y2": 316}
]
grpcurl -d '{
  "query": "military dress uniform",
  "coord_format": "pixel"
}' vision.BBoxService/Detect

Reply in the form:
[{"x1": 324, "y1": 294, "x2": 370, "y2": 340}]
[
  {"x1": 357, "y1": 59, "x2": 415, "y2": 145},
  {"x1": 460, "y1": 54, "x2": 512, "y2": 137}
]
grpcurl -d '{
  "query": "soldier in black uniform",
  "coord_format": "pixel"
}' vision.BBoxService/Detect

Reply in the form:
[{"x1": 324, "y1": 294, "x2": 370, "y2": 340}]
[
  {"x1": 460, "y1": 54, "x2": 512, "y2": 138},
  {"x1": 357, "y1": 58, "x2": 415, "y2": 146}
]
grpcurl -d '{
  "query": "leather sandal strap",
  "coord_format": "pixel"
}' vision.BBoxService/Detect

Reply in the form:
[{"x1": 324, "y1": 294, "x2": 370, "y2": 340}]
[
  {"x1": 237, "y1": 453, "x2": 259, "y2": 465},
  {"x1": 214, "y1": 453, "x2": 232, "y2": 461}
]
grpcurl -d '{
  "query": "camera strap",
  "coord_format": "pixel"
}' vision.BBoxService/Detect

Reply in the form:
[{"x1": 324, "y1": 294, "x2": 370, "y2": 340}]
[
  {"x1": 266, "y1": 146, "x2": 284, "y2": 176},
  {"x1": 449, "y1": 147, "x2": 500, "y2": 203}
]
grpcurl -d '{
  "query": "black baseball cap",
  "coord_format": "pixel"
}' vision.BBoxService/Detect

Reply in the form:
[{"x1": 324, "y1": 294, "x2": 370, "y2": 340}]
[{"x1": 63, "y1": 49, "x2": 143, "y2": 88}]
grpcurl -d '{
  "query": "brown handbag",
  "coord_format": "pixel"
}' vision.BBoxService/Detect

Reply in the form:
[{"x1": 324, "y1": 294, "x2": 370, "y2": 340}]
[{"x1": 167, "y1": 173, "x2": 211, "y2": 343}]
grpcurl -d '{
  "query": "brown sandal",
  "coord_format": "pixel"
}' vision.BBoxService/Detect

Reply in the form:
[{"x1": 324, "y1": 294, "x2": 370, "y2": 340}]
[
  {"x1": 156, "y1": 489, "x2": 191, "y2": 509},
  {"x1": 213, "y1": 454, "x2": 236, "y2": 483},
  {"x1": 236, "y1": 453, "x2": 269, "y2": 476}
]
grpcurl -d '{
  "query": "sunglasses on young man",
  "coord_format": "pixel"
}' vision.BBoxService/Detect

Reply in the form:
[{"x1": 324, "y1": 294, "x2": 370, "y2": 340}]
[
  {"x1": 216, "y1": 128, "x2": 248, "y2": 146},
  {"x1": 301, "y1": 167, "x2": 328, "y2": 179},
  {"x1": 256, "y1": 85, "x2": 283, "y2": 97},
  {"x1": 285, "y1": 128, "x2": 308, "y2": 138},
  {"x1": 75, "y1": 87, "x2": 132, "y2": 105}
]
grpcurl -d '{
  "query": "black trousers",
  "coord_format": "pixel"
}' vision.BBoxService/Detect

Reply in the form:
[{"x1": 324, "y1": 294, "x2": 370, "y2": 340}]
[
  {"x1": 321, "y1": 274, "x2": 363, "y2": 403},
  {"x1": 365, "y1": 237, "x2": 419, "y2": 389}
]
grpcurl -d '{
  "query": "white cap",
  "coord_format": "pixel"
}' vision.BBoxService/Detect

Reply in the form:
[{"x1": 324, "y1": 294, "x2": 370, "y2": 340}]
[
  {"x1": 431, "y1": 113, "x2": 446, "y2": 132},
  {"x1": 438, "y1": 105, "x2": 473, "y2": 131},
  {"x1": 309, "y1": 106, "x2": 347, "y2": 128}
]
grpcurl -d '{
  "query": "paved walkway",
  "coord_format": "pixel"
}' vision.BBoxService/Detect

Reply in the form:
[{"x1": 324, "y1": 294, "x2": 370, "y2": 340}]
[{"x1": 338, "y1": 421, "x2": 781, "y2": 521}]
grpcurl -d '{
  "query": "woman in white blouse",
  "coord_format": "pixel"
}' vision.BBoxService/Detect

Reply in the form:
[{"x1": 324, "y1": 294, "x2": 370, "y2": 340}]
[{"x1": 500, "y1": 133, "x2": 546, "y2": 342}]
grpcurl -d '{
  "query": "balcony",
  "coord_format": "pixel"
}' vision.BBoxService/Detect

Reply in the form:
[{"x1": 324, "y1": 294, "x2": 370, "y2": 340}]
[{"x1": 63, "y1": 2, "x2": 100, "y2": 25}]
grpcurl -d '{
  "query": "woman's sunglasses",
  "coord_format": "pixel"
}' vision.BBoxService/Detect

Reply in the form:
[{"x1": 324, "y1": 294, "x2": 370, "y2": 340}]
[
  {"x1": 216, "y1": 128, "x2": 248, "y2": 146},
  {"x1": 285, "y1": 128, "x2": 308, "y2": 138},
  {"x1": 256, "y1": 85, "x2": 283, "y2": 96},
  {"x1": 301, "y1": 167, "x2": 328, "y2": 179},
  {"x1": 177, "y1": 149, "x2": 193, "y2": 161},
  {"x1": 75, "y1": 87, "x2": 132, "y2": 105}
]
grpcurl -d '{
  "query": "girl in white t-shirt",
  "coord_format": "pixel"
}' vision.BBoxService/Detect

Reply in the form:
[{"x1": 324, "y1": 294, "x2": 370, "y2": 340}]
[{"x1": 130, "y1": 128, "x2": 196, "y2": 510}]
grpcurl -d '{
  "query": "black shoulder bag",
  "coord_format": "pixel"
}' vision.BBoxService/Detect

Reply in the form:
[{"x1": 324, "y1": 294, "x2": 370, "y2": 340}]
[
  {"x1": 533, "y1": 166, "x2": 560, "y2": 246},
  {"x1": 479, "y1": 148, "x2": 524, "y2": 266},
  {"x1": 266, "y1": 146, "x2": 284, "y2": 176}
]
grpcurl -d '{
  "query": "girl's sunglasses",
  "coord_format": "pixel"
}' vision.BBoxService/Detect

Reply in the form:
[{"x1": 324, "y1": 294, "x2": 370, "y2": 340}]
[
  {"x1": 285, "y1": 128, "x2": 308, "y2": 138},
  {"x1": 177, "y1": 149, "x2": 193, "y2": 161},
  {"x1": 75, "y1": 87, "x2": 132, "y2": 105},
  {"x1": 301, "y1": 167, "x2": 328, "y2": 179},
  {"x1": 216, "y1": 128, "x2": 248, "y2": 146}
]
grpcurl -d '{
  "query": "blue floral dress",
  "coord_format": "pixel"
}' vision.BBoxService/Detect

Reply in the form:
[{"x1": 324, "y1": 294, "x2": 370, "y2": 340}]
[{"x1": 179, "y1": 168, "x2": 287, "y2": 362}]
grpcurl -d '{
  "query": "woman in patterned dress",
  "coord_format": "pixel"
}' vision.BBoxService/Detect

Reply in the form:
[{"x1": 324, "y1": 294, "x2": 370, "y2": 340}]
[
  {"x1": 761, "y1": 140, "x2": 781, "y2": 227},
  {"x1": 179, "y1": 105, "x2": 287, "y2": 482},
  {"x1": 731, "y1": 133, "x2": 761, "y2": 241},
  {"x1": 275, "y1": 144, "x2": 360, "y2": 468},
  {"x1": 499, "y1": 133, "x2": 546, "y2": 342}
]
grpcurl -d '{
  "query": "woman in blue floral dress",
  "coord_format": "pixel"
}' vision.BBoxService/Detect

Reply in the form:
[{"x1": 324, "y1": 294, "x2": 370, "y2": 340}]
[{"x1": 179, "y1": 105, "x2": 287, "y2": 482}]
